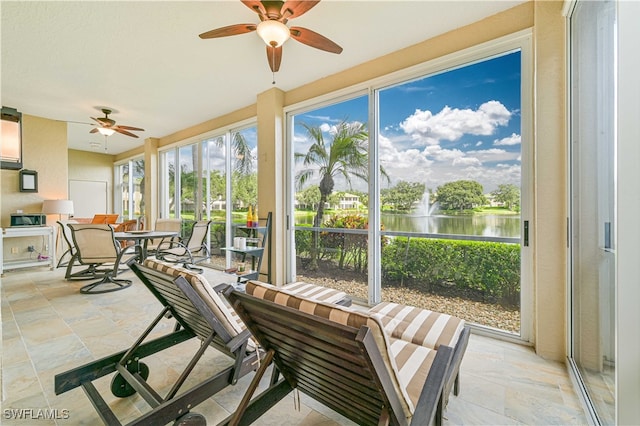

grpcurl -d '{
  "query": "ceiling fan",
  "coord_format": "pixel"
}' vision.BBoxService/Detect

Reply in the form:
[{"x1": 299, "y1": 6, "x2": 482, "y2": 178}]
[
  {"x1": 90, "y1": 108, "x2": 144, "y2": 138},
  {"x1": 199, "y1": 1, "x2": 342, "y2": 75}
]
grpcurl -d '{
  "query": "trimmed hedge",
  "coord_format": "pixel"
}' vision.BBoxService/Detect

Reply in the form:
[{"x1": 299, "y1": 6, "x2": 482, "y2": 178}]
[
  {"x1": 295, "y1": 228, "x2": 521, "y2": 305},
  {"x1": 381, "y1": 237, "x2": 520, "y2": 304}
]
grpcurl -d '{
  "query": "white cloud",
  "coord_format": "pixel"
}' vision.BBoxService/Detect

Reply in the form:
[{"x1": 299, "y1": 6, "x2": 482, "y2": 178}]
[
  {"x1": 379, "y1": 134, "x2": 433, "y2": 187},
  {"x1": 453, "y1": 156, "x2": 482, "y2": 166},
  {"x1": 466, "y1": 148, "x2": 519, "y2": 163},
  {"x1": 424, "y1": 145, "x2": 465, "y2": 162},
  {"x1": 475, "y1": 141, "x2": 483, "y2": 147},
  {"x1": 399, "y1": 100, "x2": 512, "y2": 145},
  {"x1": 493, "y1": 133, "x2": 521, "y2": 146}
]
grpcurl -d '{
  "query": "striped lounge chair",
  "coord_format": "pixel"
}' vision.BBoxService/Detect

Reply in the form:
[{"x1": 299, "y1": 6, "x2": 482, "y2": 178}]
[{"x1": 222, "y1": 280, "x2": 470, "y2": 426}]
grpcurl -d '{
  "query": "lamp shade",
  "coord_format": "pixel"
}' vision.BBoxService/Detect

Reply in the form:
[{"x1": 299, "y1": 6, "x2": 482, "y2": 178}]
[
  {"x1": 256, "y1": 20, "x2": 290, "y2": 47},
  {"x1": 42, "y1": 199, "x2": 74, "y2": 215},
  {"x1": 97, "y1": 127, "x2": 115, "y2": 136}
]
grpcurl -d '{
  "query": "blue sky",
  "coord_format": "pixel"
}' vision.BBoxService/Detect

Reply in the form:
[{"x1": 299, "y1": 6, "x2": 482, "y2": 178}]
[{"x1": 294, "y1": 50, "x2": 522, "y2": 194}]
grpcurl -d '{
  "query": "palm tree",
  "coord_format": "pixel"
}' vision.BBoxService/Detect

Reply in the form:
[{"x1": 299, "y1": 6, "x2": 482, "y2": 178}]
[{"x1": 295, "y1": 120, "x2": 369, "y2": 270}]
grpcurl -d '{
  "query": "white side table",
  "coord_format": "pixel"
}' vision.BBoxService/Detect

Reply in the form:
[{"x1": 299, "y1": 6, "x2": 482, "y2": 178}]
[{"x1": 1, "y1": 226, "x2": 56, "y2": 275}]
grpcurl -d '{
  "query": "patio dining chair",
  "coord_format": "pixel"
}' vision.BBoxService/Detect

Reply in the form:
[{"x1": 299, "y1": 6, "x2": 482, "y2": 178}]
[
  {"x1": 56, "y1": 219, "x2": 78, "y2": 268},
  {"x1": 155, "y1": 220, "x2": 211, "y2": 273},
  {"x1": 146, "y1": 218, "x2": 183, "y2": 255},
  {"x1": 112, "y1": 219, "x2": 140, "y2": 250},
  {"x1": 67, "y1": 223, "x2": 136, "y2": 294}
]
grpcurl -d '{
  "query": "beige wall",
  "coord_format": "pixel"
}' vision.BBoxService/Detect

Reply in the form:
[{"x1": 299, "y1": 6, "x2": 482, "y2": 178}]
[
  {"x1": 67, "y1": 149, "x2": 115, "y2": 217},
  {"x1": 1, "y1": 114, "x2": 68, "y2": 226},
  {"x1": 532, "y1": 0, "x2": 566, "y2": 361},
  {"x1": 0, "y1": 114, "x2": 68, "y2": 261}
]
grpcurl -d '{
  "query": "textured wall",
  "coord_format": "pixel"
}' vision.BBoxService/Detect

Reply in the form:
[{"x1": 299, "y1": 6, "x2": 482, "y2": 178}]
[{"x1": 1, "y1": 114, "x2": 67, "y2": 260}]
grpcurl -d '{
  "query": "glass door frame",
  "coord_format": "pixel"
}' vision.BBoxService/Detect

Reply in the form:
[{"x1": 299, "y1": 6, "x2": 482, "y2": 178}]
[{"x1": 285, "y1": 30, "x2": 534, "y2": 342}]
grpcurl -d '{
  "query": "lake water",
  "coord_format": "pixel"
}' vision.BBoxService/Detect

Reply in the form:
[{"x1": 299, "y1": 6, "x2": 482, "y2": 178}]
[{"x1": 296, "y1": 213, "x2": 521, "y2": 238}]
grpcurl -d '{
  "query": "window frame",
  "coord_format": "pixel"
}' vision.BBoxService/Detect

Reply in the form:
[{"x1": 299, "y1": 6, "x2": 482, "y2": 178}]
[
  {"x1": 285, "y1": 30, "x2": 533, "y2": 342},
  {"x1": 114, "y1": 155, "x2": 145, "y2": 221}
]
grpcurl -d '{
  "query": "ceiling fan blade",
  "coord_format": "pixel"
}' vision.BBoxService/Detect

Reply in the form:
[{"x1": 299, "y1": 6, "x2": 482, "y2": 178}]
[
  {"x1": 89, "y1": 127, "x2": 99, "y2": 134},
  {"x1": 115, "y1": 124, "x2": 144, "y2": 131},
  {"x1": 266, "y1": 45, "x2": 282, "y2": 72},
  {"x1": 199, "y1": 23, "x2": 257, "y2": 39},
  {"x1": 289, "y1": 26, "x2": 342, "y2": 54},
  {"x1": 241, "y1": 1, "x2": 267, "y2": 18},
  {"x1": 91, "y1": 116, "x2": 112, "y2": 126},
  {"x1": 113, "y1": 128, "x2": 139, "y2": 138},
  {"x1": 280, "y1": 1, "x2": 319, "y2": 21}
]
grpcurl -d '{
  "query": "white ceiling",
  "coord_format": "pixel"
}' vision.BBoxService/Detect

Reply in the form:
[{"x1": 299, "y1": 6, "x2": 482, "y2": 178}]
[{"x1": 1, "y1": 1, "x2": 525, "y2": 155}]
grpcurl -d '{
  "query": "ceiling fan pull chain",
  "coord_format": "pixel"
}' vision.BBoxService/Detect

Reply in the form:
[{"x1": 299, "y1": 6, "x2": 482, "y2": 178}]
[{"x1": 272, "y1": 48, "x2": 276, "y2": 85}]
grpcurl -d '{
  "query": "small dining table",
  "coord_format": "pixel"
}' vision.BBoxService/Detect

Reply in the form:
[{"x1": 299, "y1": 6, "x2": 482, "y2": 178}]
[{"x1": 113, "y1": 230, "x2": 179, "y2": 262}]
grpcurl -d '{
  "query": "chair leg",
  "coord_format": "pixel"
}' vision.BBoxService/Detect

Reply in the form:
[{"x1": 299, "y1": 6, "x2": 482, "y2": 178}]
[
  {"x1": 182, "y1": 263, "x2": 204, "y2": 274},
  {"x1": 56, "y1": 248, "x2": 72, "y2": 268},
  {"x1": 80, "y1": 274, "x2": 132, "y2": 294},
  {"x1": 454, "y1": 373, "x2": 460, "y2": 396}
]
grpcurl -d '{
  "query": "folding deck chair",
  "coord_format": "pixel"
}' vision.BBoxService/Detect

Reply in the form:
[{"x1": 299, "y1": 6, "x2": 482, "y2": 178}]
[
  {"x1": 222, "y1": 280, "x2": 470, "y2": 426},
  {"x1": 54, "y1": 258, "x2": 263, "y2": 426}
]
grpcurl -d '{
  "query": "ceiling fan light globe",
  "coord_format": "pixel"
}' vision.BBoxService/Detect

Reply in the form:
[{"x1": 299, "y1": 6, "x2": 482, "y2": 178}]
[
  {"x1": 256, "y1": 20, "x2": 290, "y2": 47},
  {"x1": 97, "y1": 127, "x2": 115, "y2": 136}
]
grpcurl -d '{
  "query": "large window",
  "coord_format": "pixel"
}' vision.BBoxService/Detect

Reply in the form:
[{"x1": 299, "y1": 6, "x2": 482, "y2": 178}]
[
  {"x1": 159, "y1": 124, "x2": 257, "y2": 270},
  {"x1": 115, "y1": 157, "x2": 144, "y2": 222},
  {"x1": 377, "y1": 51, "x2": 524, "y2": 334},
  {"x1": 289, "y1": 36, "x2": 531, "y2": 337},
  {"x1": 290, "y1": 95, "x2": 370, "y2": 293}
]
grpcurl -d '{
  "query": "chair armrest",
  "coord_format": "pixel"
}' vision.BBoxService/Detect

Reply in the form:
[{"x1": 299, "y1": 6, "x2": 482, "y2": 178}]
[
  {"x1": 410, "y1": 345, "x2": 453, "y2": 426},
  {"x1": 213, "y1": 283, "x2": 230, "y2": 293},
  {"x1": 157, "y1": 239, "x2": 188, "y2": 252},
  {"x1": 226, "y1": 329, "x2": 253, "y2": 353}
]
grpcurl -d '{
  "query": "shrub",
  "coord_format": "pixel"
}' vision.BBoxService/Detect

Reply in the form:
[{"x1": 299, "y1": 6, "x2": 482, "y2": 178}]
[{"x1": 381, "y1": 237, "x2": 520, "y2": 305}]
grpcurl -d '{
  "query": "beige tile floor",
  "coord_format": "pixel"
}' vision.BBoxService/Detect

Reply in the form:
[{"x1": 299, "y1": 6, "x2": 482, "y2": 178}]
[{"x1": 1, "y1": 265, "x2": 588, "y2": 425}]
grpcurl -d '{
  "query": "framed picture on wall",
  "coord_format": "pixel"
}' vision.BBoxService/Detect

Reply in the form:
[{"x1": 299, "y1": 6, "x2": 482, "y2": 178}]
[{"x1": 19, "y1": 169, "x2": 38, "y2": 192}]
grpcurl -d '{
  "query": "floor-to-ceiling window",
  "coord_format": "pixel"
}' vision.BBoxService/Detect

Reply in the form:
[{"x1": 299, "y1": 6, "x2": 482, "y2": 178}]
[
  {"x1": 376, "y1": 50, "x2": 526, "y2": 334},
  {"x1": 569, "y1": 1, "x2": 616, "y2": 423},
  {"x1": 289, "y1": 94, "x2": 370, "y2": 294},
  {"x1": 288, "y1": 35, "x2": 531, "y2": 337},
  {"x1": 114, "y1": 157, "x2": 144, "y2": 223},
  {"x1": 159, "y1": 123, "x2": 258, "y2": 271}
]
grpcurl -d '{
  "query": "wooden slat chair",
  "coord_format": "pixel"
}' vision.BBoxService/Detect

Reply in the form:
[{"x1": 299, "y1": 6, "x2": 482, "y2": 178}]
[
  {"x1": 242, "y1": 280, "x2": 352, "y2": 306},
  {"x1": 368, "y1": 302, "x2": 470, "y2": 409},
  {"x1": 222, "y1": 280, "x2": 459, "y2": 426},
  {"x1": 54, "y1": 258, "x2": 262, "y2": 426}
]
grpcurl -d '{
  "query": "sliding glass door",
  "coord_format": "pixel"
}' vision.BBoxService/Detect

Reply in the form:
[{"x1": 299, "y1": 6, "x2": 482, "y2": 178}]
[
  {"x1": 569, "y1": 1, "x2": 616, "y2": 424},
  {"x1": 287, "y1": 34, "x2": 532, "y2": 338}
]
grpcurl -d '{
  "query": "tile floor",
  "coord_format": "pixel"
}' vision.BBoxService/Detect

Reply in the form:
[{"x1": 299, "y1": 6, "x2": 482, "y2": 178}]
[{"x1": 1, "y1": 265, "x2": 588, "y2": 425}]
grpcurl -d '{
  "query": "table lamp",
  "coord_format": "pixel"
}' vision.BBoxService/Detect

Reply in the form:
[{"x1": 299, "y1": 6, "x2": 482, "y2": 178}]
[{"x1": 42, "y1": 199, "x2": 74, "y2": 221}]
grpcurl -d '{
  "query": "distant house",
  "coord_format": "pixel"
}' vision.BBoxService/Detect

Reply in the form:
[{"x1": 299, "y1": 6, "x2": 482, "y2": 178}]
[
  {"x1": 485, "y1": 193, "x2": 504, "y2": 207},
  {"x1": 337, "y1": 193, "x2": 361, "y2": 210},
  {"x1": 211, "y1": 199, "x2": 226, "y2": 210}
]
